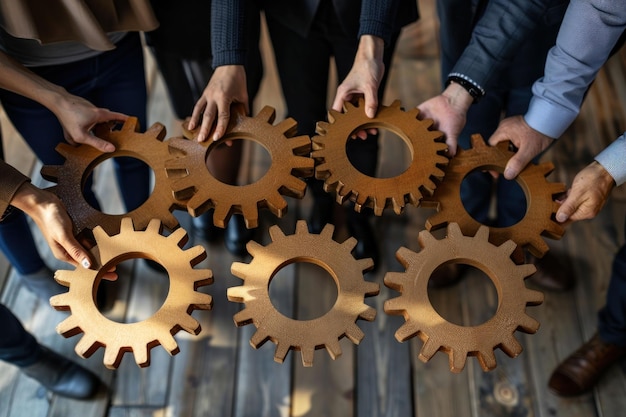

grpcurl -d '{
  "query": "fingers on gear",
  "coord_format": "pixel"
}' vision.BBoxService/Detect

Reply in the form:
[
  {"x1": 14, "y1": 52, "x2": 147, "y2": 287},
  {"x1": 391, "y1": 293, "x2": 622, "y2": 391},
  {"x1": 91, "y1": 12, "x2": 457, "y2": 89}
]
[
  {"x1": 166, "y1": 104, "x2": 314, "y2": 229},
  {"x1": 50, "y1": 218, "x2": 213, "y2": 369},
  {"x1": 422, "y1": 134, "x2": 566, "y2": 258},
  {"x1": 227, "y1": 220, "x2": 379, "y2": 367},
  {"x1": 384, "y1": 223, "x2": 543, "y2": 373},
  {"x1": 41, "y1": 117, "x2": 181, "y2": 237},
  {"x1": 312, "y1": 99, "x2": 448, "y2": 215}
]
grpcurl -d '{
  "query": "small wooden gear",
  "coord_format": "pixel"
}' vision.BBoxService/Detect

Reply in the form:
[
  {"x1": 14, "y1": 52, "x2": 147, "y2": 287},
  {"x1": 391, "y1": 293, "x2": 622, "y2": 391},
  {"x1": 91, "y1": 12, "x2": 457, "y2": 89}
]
[
  {"x1": 50, "y1": 218, "x2": 213, "y2": 369},
  {"x1": 421, "y1": 134, "x2": 566, "y2": 258},
  {"x1": 227, "y1": 220, "x2": 379, "y2": 367},
  {"x1": 41, "y1": 117, "x2": 182, "y2": 236},
  {"x1": 165, "y1": 104, "x2": 314, "y2": 228},
  {"x1": 384, "y1": 223, "x2": 543, "y2": 373},
  {"x1": 312, "y1": 99, "x2": 448, "y2": 215}
]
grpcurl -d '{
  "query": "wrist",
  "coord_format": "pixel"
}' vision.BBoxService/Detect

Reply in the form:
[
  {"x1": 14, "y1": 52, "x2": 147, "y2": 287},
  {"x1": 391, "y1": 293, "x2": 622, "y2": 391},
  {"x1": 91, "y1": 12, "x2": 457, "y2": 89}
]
[
  {"x1": 442, "y1": 82, "x2": 473, "y2": 113},
  {"x1": 357, "y1": 35, "x2": 384, "y2": 61},
  {"x1": 445, "y1": 73, "x2": 485, "y2": 104}
]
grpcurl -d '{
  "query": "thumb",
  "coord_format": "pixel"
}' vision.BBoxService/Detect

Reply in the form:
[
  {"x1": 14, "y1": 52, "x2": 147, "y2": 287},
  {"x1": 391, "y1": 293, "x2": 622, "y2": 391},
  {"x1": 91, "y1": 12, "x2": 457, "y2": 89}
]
[
  {"x1": 364, "y1": 90, "x2": 378, "y2": 118},
  {"x1": 555, "y1": 200, "x2": 574, "y2": 223},
  {"x1": 79, "y1": 133, "x2": 115, "y2": 153},
  {"x1": 503, "y1": 150, "x2": 533, "y2": 180}
]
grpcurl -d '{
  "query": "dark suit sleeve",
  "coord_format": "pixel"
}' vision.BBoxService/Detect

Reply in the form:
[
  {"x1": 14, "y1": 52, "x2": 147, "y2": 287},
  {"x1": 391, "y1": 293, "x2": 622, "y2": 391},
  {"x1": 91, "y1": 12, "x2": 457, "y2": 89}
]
[
  {"x1": 211, "y1": 0, "x2": 246, "y2": 67},
  {"x1": 357, "y1": 0, "x2": 400, "y2": 45},
  {"x1": 449, "y1": 0, "x2": 566, "y2": 90}
]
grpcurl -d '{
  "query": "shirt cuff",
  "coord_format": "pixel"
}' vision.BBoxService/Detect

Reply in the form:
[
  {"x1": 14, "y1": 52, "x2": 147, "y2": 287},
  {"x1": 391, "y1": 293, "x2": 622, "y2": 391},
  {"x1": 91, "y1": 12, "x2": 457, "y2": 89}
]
[
  {"x1": 595, "y1": 133, "x2": 626, "y2": 186},
  {"x1": 524, "y1": 96, "x2": 579, "y2": 139}
]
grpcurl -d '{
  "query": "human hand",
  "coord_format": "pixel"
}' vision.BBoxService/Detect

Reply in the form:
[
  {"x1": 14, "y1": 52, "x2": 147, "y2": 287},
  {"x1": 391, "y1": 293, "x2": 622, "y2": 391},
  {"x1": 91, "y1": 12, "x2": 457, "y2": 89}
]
[
  {"x1": 332, "y1": 35, "x2": 384, "y2": 139},
  {"x1": 188, "y1": 65, "x2": 248, "y2": 142},
  {"x1": 556, "y1": 161, "x2": 615, "y2": 223},
  {"x1": 54, "y1": 93, "x2": 127, "y2": 153},
  {"x1": 416, "y1": 82, "x2": 473, "y2": 155},
  {"x1": 488, "y1": 115, "x2": 555, "y2": 179},
  {"x1": 10, "y1": 183, "x2": 117, "y2": 280}
]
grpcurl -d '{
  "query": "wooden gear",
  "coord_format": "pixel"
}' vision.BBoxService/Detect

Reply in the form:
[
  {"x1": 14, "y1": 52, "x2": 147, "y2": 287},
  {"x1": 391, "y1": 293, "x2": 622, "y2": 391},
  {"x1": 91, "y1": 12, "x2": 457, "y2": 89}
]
[
  {"x1": 41, "y1": 117, "x2": 182, "y2": 236},
  {"x1": 312, "y1": 99, "x2": 448, "y2": 215},
  {"x1": 227, "y1": 220, "x2": 379, "y2": 367},
  {"x1": 421, "y1": 134, "x2": 566, "y2": 258},
  {"x1": 50, "y1": 218, "x2": 213, "y2": 369},
  {"x1": 384, "y1": 223, "x2": 543, "y2": 373},
  {"x1": 166, "y1": 104, "x2": 314, "y2": 228}
]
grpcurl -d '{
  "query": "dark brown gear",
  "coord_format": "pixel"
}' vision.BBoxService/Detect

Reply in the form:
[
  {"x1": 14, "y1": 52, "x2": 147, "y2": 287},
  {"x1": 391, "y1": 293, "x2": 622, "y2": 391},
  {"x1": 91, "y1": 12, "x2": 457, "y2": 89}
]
[
  {"x1": 50, "y1": 218, "x2": 213, "y2": 369},
  {"x1": 311, "y1": 99, "x2": 448, "y2": 215},
  {"x1": 421, "y1": 134, "x2": 566, "y2": 258},
  {"x1": 40, "y1": 117, "x2": 182, "y2": 237},
  {"x1": 165, "y1": 104, "x2": 314, "y2": 228},
  {"x1": 227, "y1": 220, "x2": 379, "y2": 367},
  {"x1": 384, "y1": 222, "x2": 543, "y2": 373}
]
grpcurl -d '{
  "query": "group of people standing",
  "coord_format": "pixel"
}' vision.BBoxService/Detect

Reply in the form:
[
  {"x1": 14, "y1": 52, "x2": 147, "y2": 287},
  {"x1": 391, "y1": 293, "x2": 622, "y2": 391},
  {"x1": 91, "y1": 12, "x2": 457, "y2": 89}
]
[{"x1": 0, "y1": 0, "x2": 624, "y2": 404}]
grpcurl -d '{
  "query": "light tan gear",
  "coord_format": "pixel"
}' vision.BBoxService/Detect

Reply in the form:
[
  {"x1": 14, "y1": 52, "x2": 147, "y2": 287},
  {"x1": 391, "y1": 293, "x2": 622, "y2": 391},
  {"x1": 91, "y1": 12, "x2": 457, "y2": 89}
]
[
  {"x1": 227, "y1": 220, "x2": 379, "y2": 367},
  {"x1": 41, "y1": 117, "x2": 181, "y2": 237},
  {"x1": 312, "y1": 99, "x2": 448, "y2": 215},
  {"x1": 50, "y1": 217, "x2": 213, "y2": 369},
  {"x1": 165, "y1": 104, "x2": 314, "y2": 228},
  {"x1": 384, "y1": 222, "x2": 543, "y2": 373},
  {"x1": 422, "y1": 134, "x2": 566, "y2": 258}
]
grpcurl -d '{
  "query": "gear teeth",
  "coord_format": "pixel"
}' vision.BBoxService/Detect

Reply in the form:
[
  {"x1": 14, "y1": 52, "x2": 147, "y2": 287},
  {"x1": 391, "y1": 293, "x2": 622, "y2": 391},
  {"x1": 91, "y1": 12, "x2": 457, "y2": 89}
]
[
  {"x1": 325, "y1": 338, "x2": 342, "y2": 360},
  {"x1": 49, "y1": 292, "x2": 72, "y2": 311},
  {"x1": 228, "y1": 221, "x2": 377, "y2": 365},
  {"x1": 342, "y1": 236, "x2": 358, "y2": 253},
  {"x1": 499, "y1": 334, "x2": 523, "y2": 357},
  {"x1": 384, "y1": 222, "x2": 543, "y2": 372},
  {"x1": 170, "y1": 107, "x2": 314, "y2": 226},
  {"x1": 245, "y1": 240, "x2": 265, "y2": 257},
  {"x1": 41, "y1": 117, "x2": 182, "y2": 236},
  {"x1": 313, "y1": 100, "x2": 446, "y2": 215},
  {"x1": 40, "y1": 165, "x2": 60, "y2": 182},
  {"x1": 357, "y1": 258, "x2": 375, "y2": 274},
  {"x1": 51, "y1": 218, "x2": 213, "y2": 369},
  {"x1": 53, "y1": 271, "x2": 72, "y2": 288}
]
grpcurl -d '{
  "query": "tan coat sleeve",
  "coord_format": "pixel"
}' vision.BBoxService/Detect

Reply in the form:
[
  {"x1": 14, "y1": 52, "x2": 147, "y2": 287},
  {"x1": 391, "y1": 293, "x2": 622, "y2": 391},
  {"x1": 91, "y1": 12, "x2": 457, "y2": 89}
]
[{"x1": 0, "y1": 159, "x2": 30, "y2": 215}]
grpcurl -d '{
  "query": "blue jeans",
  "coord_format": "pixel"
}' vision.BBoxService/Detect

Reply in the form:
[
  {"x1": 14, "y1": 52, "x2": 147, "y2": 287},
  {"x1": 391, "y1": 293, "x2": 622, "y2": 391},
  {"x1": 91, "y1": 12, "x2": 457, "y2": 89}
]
[
  {"x1": 0, "y1": 304, "x2": 40, "y2": 366},
  {"x1": 0, "y1": 32, "x2": 149, "y2": 274}
]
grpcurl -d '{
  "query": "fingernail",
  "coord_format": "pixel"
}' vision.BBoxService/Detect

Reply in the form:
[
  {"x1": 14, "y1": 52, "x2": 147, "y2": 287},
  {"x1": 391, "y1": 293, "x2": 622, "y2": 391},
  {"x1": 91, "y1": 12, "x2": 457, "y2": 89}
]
[
  {"x1": 81, "y1": 258, "x2": 91, "y2": 269},
  {"x1": 504, "y1": 168, "x2": 514, "y2": 179},
  {"x1": 556, "y1": 212, "x2": 567, "y2": 223}
]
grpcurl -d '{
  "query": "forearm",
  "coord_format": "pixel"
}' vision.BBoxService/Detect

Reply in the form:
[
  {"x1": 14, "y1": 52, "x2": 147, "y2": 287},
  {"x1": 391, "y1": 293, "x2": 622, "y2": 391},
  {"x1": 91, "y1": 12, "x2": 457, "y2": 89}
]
[{"x1": 358, "y1": 0, "x2": 399, "y2": 45}]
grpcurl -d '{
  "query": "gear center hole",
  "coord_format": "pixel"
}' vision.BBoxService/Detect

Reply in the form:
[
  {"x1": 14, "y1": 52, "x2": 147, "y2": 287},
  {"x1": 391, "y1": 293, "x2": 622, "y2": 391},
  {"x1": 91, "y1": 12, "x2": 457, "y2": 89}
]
[
  {"x1": 346, "y1": 128, "x2": 412, "y2": 178},
  {"x1": 97, "y1": 258, "x2": 169, "y2": 323},
  {"x1": 207, "y1": 138, "x2": 270, "y2": 185},
  {"x1": 89, "y1": 157, "x2": 155, "y2": 215},
  {"x1": 428, "y1": 264, "x2": 498, "y2": 326},
  {"x1": 461, "y1": 170, "x2": 526, "y2": 227},
  {"x1": 269, "y1": 261, "x2": 338, "y2": 321}
]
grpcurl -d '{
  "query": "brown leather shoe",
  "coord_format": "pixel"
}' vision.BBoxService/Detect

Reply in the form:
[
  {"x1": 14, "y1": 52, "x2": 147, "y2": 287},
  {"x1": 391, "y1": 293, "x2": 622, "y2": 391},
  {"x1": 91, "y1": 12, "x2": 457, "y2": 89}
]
[
  {"x1": 548, "y1": 333, "x2": 626, "y2": 396},
  {"x1": 428, "y1": 263, "x2": 468, "y2": 288},
  {"x1": 527, "y1": 252, "x2": 575, "y2": 292}
]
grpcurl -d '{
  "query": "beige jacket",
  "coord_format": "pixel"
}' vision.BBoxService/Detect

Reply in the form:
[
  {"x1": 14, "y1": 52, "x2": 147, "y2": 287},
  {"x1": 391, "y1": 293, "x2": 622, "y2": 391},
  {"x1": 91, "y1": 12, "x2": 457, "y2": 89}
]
[
  {"x1": 0, "y1": 160, "x2": 29, "y2": 215},
  {"x1": 0, "y1": 0, "x2": 158, "y2": 50}
]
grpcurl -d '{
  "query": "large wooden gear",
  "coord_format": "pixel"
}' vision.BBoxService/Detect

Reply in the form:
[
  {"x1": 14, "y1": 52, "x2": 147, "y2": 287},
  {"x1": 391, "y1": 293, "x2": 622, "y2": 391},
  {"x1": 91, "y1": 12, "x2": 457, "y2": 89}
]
[
  {"x1": 50, "y1": 218, "x2": 213, "y2": 369},
  {"x1": 165, "y1": 104, "x2": 314, "y2": 228},
  {"x1": 41, "y1": 117, "x2": 182, "y2": 236},
  {"x1": 384, "y1": 223, "x2": 543, "y2": 373},
  {"x1": 422, "y1": 134, "x2": 566, "y2": 258},
  {"x1": 227, "y1": 220, "x2": 379, "y2": 367},
  {"x1": 312, "y1": 99, "x2": 448, "y2": 215}
]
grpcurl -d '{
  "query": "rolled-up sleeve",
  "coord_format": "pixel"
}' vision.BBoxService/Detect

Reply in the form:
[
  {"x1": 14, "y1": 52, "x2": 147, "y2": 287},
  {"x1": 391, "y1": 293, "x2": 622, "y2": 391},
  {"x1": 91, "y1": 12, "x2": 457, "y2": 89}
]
[{"x1": 0, "y1": 160, "x2": 30, "y2": 215}]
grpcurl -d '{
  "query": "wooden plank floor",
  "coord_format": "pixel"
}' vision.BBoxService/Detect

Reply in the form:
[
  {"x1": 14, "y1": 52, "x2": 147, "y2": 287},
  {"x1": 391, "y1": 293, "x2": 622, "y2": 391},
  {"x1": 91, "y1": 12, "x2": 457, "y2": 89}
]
[{"x1": 2, "y1": 4, "x2": 626, "y2": 416}]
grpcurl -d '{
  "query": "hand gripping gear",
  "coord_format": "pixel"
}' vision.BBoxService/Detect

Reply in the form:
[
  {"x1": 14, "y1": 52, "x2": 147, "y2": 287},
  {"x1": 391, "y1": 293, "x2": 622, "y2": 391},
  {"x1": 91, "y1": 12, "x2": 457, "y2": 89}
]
[
  {"x1": 50, "y1": 218, "x2": 213, "y2": 369},
  {"x1": 422, "y1": 134, "x2": 566, "y2": 258},
  {"x1": 227, "y1": 220, "x2": 379, "y2": 367},
  {"x1": 166, "y1": 105, "x2": 314, "y2": 228},
  {"x1": 312, "y1": 99, "x2": 448, "y2": 215},
  {"x1": 41, "y1": 118, "x2": 181, "y2": 236},
  {"x1": 384, "y1": 223, "x2": 543, "y2": 372}
]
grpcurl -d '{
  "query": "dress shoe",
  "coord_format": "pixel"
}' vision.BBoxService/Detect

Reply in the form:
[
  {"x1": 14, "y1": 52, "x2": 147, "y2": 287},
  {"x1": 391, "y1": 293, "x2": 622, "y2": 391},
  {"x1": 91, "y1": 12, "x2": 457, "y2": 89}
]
[
  {"x1": 346, "y1": 212, "x2": 380, "y2": 271},
  {"x1": 527, "y1": 252, "x2": 574, "y2": 292},
  {"x1": 548, "y1": 333, "x2": 626, "y2": 396},
  {"x1": 428, "y1": 263, "x2": 468, "y2": 288},
  {"x1": 20, "y1": 266, "x2": 66, "y2": 301},
  {"x1": 225, "y1": 215, "x2": 254, "y2": 256},
  {"x1": 21, "y1": 345, "x2": 100, "y2": 399}
]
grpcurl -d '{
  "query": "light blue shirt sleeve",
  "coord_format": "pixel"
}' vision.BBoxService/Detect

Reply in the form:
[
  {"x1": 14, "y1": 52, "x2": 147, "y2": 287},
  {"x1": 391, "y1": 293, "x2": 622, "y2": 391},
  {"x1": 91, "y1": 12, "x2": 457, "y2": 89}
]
[
  {"x1": 524, "y1": 0, "x2": 626, "y2": 139},
  {"x1": 595, "y1": 133, "x2": 626, "y2": 186}
]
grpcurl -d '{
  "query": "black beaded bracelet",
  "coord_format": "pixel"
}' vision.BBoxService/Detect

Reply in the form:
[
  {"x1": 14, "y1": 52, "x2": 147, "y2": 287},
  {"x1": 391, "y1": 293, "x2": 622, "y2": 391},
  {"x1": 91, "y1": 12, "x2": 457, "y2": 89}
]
[{"x1": 446, "y1": 74, "x2": 485, "y2": 103}]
